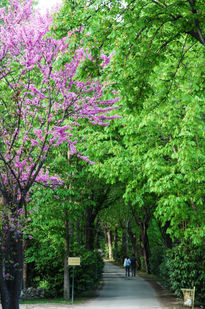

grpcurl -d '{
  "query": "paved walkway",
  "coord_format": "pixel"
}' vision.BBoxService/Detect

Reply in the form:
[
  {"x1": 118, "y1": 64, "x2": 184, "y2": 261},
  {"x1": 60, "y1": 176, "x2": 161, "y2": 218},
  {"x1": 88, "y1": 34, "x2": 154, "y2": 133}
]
[{"x1": 19, "y1": 262, "x2": 169, "y2": 309}]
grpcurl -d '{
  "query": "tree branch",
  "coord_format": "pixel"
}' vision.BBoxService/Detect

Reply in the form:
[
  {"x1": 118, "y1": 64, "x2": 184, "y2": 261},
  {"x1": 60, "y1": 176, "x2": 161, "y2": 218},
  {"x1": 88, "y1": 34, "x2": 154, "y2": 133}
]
[
  {"x1": 163, "y1": 37, "x2": 196, "y2": 99},
  {"x1": 186, "y1": 0, "x2": 205, "y2": 45},
  {"x1": 151, "y1": 0, "x2": 167, "y2": 8}
]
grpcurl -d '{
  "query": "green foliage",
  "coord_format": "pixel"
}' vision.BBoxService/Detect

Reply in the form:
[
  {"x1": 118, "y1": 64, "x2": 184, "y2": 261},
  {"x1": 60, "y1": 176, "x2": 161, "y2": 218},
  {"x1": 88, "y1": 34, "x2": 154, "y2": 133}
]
[
  {"x1": 159, "y1": 242, "x2": 205, "y2": 302},
  {"x1": 26, "y1": 247, "x2": 103, "y2": 298},
  {"x1": 148, "y1": 219, "x2": 165, "y2": 275},
  {"x1": 112, "y1": 247, "x2": 125, "y2": 265},
  {"x1": 21, "y1": 0, "x2": 205, "y2": 296},
  {"x1": 71, "y1": 250, "x2": 104, "y2": 294},
  {"x1": 26, "y1": 237, "x2": 64, "y2": 298},
  {"x1": 55, "y1": 0, "x2": 205, "y2": 244}
]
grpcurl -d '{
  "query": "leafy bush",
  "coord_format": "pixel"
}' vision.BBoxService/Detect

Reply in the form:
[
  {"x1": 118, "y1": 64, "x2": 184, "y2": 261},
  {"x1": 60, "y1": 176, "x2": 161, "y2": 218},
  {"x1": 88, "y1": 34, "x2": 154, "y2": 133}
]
[
  {"x1": 28, "y1": 264, "x2": 64, "y2": 298},
  {"x1": 149, "y1": 244, "x2": 165, "y2": 274},
  {"x1": 71, "y1": 250, "x2": 104, "y2": 295},
  {"x1": 159, "y1": 242, "x2": 205, "y2": 302},
  {"x1": 26, "y1": 247, "x2": 104, "y2": 298},
  {"x1": 148, "y1": 218, "x2": 166, "y2": 275}
]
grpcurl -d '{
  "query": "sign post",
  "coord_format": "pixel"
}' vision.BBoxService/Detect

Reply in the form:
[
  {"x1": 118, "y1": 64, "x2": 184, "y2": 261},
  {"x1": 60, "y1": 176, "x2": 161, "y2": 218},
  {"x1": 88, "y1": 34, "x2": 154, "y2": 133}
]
[
  {"x1": 72, "y1": 266, "x2": 75, "y2": 304},
  {"x1": 68, "y1": 257, "x2": 81, "y2": 304}
]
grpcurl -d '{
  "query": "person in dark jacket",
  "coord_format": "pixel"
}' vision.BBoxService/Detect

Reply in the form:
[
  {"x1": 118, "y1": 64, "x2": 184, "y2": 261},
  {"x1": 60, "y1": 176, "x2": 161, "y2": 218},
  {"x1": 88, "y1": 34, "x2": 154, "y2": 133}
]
[{"x1": 130, "y1": 254, "x2": 137, "y2": 277}]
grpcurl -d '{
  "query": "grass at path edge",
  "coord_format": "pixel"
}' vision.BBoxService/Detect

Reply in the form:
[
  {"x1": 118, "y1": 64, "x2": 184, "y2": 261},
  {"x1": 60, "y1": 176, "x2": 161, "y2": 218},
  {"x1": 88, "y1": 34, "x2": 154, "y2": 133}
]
[{"x1": 20, "y1": 296, "x2": 91, "y2": 305}]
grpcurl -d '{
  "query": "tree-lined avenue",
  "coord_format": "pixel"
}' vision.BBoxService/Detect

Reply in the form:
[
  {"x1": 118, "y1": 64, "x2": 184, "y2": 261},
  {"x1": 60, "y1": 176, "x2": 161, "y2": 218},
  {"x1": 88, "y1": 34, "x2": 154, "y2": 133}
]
[{"x1": 19, "y1": 262, "x2": 168, "y2": 309}]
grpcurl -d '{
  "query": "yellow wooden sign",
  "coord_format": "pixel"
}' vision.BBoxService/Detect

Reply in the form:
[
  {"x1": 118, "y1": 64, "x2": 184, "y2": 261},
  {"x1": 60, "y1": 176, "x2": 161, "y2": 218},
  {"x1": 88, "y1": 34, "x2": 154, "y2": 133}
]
[{"x1": 68, "y1": 257, "x2": 81, "y2": 266}]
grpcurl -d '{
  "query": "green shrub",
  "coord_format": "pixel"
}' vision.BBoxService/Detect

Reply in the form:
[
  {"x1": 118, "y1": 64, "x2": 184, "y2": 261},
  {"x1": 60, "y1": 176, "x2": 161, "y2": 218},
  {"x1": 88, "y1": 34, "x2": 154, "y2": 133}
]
[
  {"x1": 159, "y1": 242, "x2": 205, "y2": 302},
  {"x1": 71, "y1": 250, "x2": 104, "y2": 295},
  {"x1": 149, "y1": 244, "x2": 165, "y2": 274},
  {"x1": 148, "y1": 219, "x2": 166, "y2": 275},
  {"x1": 26, "y1": 248, "x2": 104, "y2": 298}
]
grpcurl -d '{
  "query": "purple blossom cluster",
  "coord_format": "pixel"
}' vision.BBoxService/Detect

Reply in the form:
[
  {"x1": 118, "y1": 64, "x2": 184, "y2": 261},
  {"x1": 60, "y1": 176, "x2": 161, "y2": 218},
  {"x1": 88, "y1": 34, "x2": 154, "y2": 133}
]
[
  {"x1": 0, "y1": 207, "x2": 32, "y2": 237},
  {"x1": 0, "y1": 3, "x2": 120, "y2": 294},
  {"x1": 0, "y1": 0, "x2": 120, "y2": 207}
]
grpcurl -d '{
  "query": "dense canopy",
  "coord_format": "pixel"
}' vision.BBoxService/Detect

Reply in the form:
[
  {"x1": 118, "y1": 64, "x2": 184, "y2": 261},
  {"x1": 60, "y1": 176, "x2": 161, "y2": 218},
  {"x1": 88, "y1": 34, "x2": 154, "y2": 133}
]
[{"x1": 0, "y1": 0, "x2": 205, "y2": 308}]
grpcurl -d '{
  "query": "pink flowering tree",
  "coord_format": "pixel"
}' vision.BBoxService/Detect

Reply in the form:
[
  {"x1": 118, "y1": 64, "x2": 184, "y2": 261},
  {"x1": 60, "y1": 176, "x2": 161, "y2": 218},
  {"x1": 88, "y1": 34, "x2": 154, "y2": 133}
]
[{"x1": 0, "y1": 1, "x2": 119, "y2": 308}]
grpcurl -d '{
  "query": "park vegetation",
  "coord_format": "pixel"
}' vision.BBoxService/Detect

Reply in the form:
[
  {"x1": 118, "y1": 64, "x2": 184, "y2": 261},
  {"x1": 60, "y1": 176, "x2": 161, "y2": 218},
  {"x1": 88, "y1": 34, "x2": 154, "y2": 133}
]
[{"x1": 0, "y1": 0, "x2": 205, "y2": 308}]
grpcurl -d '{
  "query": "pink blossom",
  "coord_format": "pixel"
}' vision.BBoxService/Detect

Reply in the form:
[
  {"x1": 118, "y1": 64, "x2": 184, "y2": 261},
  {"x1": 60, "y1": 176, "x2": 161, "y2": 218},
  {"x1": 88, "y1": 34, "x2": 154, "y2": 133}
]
[
  {"x1": 33, "y1": 129, "x2": 42, "y2": 139},
  {"x1": 31, "y1": 139, "x2": 39, "y2": 146},
  {"x1": 14, "y1": 159, "x2": 27, "y2": 170},
  {"x1": 0, "y1": 0, "x2": 119, "y2": 256},
  {"x1": 17, "y1": 209, "x2": 23, "y2": 215}
]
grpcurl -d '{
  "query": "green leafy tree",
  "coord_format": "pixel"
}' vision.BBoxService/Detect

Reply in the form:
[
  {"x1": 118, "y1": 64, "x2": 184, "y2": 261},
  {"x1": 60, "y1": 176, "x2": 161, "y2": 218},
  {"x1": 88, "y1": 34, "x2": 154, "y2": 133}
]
[{"x1": 52, "y1": 0, "x2": 205, "y2": 288}]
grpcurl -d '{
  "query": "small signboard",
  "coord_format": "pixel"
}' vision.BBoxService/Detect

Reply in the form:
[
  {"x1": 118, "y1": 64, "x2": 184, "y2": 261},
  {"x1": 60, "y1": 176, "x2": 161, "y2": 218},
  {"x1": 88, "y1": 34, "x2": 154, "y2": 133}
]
[
  {"x1": 68, "y1": 257, "x2": 81, "y2": 266},
  {"x1": 181, "y1": 287, "x2": 195, "y2": 309}
]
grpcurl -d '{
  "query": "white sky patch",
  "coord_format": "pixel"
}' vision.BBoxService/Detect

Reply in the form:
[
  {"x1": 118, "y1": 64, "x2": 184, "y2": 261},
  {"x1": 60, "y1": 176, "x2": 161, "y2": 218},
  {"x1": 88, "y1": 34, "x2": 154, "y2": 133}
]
[{"x1": 37, "y1": 0, "x2": 63, "y2": 13}]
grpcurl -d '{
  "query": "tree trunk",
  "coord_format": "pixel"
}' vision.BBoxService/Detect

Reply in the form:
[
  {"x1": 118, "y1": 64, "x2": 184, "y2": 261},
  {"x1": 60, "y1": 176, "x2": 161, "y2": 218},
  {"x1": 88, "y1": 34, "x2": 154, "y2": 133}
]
[
  {"x1": 127, "y1": 225, "x2": 137, "y2": 256},
  {"x1": 131, "y1": 206, "x2": 151, "y2": 274},
  {"x1": 95, "y1": 219, "x2": 100, "y2": 249},
  {"x1": 107, "y1": 229, "x2": 113, "y2": 260},
  {"x1": 85, "y1": 206, "x2": 96, "y2": 250},
  {"x1": 76, "y1": 220, "x2": 81, "y2": 244},
  {"x1": 125, "y1": 220, "x2": 129, "y2": 254},
  {"x1": 140, "y1": 221, "x2": 151, "y2": 274},
  {"x1": 114, "y1": 228, "x2": 118, "y2": 251},
  {"x1": 0, "y1": 230, "x2": 23, "y2": 309},
  {"x1": 84, "y1": 188, "x2": 110, "y2": 250},
  {"x1": 122, "y1": 231, "x2": 127, "y2": 256},
  {"x1": 85, "y1": 223, "x2": 95, "y2": 250},
  {"x1": 63, "y1": 214, "x2": 70, "y2": 300},
  {"x1": 22, "y1": 239, "x2": 28, "y2": 289},
  {"x1": 159, "y1": 221, "x2": 173, "y2": 249}
]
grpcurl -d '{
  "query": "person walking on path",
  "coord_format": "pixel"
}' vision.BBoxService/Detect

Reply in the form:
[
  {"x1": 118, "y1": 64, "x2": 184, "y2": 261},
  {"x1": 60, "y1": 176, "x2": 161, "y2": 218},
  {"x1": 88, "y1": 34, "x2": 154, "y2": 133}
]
[
  {"x1": 130, "y1": 254, "x2": 137, "y2": 277},
  {"x1": 124, "y1": 256, "x2": 131, "y2": 277}
]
